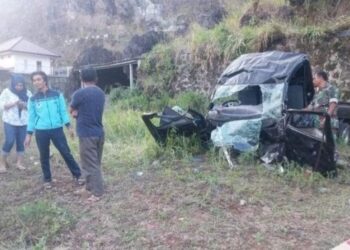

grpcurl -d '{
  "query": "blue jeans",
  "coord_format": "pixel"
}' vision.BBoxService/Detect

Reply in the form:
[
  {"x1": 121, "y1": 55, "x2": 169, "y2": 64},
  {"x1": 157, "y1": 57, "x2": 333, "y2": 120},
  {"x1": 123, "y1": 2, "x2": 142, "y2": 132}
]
[
  {"x1": 2, "y1": 122, "x2": 27, "y2": 155},
  {"x1": 35, "y1": 127, "x2": 81, "y2": 182}
]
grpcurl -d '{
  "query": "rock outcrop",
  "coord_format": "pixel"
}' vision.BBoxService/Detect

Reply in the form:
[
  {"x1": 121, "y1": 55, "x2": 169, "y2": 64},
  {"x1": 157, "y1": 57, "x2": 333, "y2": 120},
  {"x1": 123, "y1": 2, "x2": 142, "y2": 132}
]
[
  {"x1": 123, "y1": 31, "x2": 166, "y2": 59},
  {"x1": 150, "y1": 2, "x2": 350, "y2": 99},
  {"x1": 73, "y1": 46, "x2": 118, "y2": 67},
  {"x1": 0, "y1": 0, "x2": 227, "y2": 63}
]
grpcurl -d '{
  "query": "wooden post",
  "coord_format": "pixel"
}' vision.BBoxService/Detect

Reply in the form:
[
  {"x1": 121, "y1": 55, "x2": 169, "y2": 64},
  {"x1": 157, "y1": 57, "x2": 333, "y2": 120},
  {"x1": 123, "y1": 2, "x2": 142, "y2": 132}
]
[{"x1": 129, "y1": 63, "x2": 134, "y2": 89}]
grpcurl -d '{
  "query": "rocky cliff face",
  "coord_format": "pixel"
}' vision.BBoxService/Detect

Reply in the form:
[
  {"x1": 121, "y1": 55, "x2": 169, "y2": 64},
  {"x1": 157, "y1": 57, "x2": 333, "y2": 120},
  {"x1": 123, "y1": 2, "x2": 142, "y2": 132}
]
[
  {"x1": 167, "y1": 34, "x2": 350, "y2": 100},
  {"x1": 0, "y1": 0, "x2": 226, "y2": 65},
  {"x1": 297, "y1": 34, "x2": 350, "y2": 100},
  {"x1": 151, "y1": 1, "x2": 350, "y2": 100}
]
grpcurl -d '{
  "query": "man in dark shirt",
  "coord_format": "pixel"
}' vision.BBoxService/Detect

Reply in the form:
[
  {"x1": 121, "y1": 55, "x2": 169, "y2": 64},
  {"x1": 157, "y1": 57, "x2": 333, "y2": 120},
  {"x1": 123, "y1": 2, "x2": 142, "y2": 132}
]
[{"x1": 70, "y1": 67, "x2": 105, "y2": 202}]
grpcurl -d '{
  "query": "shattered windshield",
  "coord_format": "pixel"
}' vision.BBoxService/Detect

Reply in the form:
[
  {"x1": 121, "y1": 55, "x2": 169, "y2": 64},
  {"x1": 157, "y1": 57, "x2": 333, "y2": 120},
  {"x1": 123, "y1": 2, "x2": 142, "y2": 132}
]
[
  {"x1": 211, "y1": 83, "x2": 285, "y2": 151},
  {"x1": 211, "y1": 118, "x2": 262, "y2": 151},
  {"x1": 260, "y1": 83, "x2": 285, "y2": 119},
  {"x1": 212, "y1": 85, "x2": 263, "y2": 107}
]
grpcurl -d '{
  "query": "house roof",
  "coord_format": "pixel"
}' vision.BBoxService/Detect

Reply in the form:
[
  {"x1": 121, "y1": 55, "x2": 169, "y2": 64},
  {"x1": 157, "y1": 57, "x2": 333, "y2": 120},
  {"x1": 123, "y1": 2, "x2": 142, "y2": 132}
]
[{"x1": 0, "y1": 37, "x2": 59, "y2": 57}]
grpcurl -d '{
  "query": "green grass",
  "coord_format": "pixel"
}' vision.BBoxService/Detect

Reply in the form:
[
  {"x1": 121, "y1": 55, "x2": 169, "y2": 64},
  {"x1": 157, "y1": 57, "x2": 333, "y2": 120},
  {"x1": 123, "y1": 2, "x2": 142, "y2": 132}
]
[
  {"x1": 17, "y1": 200, "x2": 75, "y2": 247},
  {"x1": 102, "y1": 91, "x2": 350, "y2": 190},
  {"x1": 109, "y1": 87, "x2": 209, "y2": 113}
]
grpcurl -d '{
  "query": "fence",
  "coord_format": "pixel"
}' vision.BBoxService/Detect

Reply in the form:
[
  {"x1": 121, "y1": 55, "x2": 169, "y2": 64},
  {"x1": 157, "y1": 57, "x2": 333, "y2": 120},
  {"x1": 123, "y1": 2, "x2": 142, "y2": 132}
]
[{"x1": 0, "y1": 70, "x2": 72, "y2": 97}]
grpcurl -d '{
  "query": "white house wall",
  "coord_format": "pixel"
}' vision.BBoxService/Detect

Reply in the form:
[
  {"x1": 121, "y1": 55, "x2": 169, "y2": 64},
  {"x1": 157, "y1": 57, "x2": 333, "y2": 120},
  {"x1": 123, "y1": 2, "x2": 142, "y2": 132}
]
[
  {"x1": 0, "y1": 53, "x2": 15, "y2": 70},
  {"x1": 13, "y1": 53, "x2": 52, "y2": 75}
]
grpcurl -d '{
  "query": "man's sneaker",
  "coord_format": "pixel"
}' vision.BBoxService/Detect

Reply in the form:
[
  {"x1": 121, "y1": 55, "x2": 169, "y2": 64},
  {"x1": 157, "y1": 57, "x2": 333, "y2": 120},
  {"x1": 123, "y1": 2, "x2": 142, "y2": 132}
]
[
  {"x1": 74, "y1": 188, "x2": 88, "y2": 195},
  {"x1": 87, "y1": 194, "x2": 101, "y2": 203},
  {"x1": 16, "y1": 164, "x2": 26, "y2": 170},
  {"x1": 74, "y1": 177, "x2": 85, "y2": 186},
  {"x1": 43, "y1": 182, "x2": 52, "y2": 190}
]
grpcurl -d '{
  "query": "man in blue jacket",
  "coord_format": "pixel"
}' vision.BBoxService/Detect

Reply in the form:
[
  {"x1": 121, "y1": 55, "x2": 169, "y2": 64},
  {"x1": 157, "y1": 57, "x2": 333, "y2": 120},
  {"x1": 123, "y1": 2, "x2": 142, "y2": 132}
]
[{"x1": 24, "y1": 71, "x2": 82, "y2": 189}]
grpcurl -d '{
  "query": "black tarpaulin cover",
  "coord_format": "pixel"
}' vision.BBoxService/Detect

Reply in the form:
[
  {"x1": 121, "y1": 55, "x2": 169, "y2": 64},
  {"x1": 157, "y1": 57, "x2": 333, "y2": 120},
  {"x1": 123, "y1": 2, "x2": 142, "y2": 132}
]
[{"x1": 218, "y1": 51, "x2": 308, "y2": 86}]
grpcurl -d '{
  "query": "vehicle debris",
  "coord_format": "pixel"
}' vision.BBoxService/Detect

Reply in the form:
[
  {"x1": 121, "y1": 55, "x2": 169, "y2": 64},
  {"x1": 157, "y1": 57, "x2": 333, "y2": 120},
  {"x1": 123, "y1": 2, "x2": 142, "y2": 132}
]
[{"x1": 142, "y1": 51, "x2": 350, "y2": 176}]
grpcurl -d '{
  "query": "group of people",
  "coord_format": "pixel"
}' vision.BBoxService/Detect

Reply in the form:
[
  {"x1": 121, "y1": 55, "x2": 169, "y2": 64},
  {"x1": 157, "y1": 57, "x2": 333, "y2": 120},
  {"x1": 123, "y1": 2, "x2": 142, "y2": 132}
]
[{"x1": 0, "y1": 67, "x2": 105, "y2": 202}]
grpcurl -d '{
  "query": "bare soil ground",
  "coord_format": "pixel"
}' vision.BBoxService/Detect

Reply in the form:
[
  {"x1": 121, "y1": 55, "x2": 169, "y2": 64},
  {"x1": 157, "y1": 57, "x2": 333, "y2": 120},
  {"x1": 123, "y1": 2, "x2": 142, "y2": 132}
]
[{"x1": 0, "y1": 144, "x2": 350, "y2": 249}]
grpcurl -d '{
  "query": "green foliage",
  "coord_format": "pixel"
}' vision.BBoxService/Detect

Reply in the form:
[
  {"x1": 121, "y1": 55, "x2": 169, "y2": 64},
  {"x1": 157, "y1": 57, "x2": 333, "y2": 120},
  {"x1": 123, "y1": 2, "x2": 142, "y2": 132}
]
[
  {"x1": 253, "y1": 22, "x2": 286, "y2": 50},
  {"x1": 103, "y1": 90, "x2": 210, "y2": 173},
  {"x1": 105, "y1": 89, "x2": 209, "y2": 171},
  {"x1": 109, "y1": 87, "x2": 168, "y2": 111},
  {"x1": 300, "y1": 25, "x2": 327, "y2": 42},
  {"x1": 33, "y1": 237, "x2": 47, "y2": 250},
  {"x1": 109, "y1": 88, "x2": 209, "y2": 114},
  {"x1": 104, "y1": 108, "x2": 146, "y2": 142},
  {"x1": 145, "y1": 130, "x2": 207, "y2": 165},
  {"x1": 102, "y1": 105, "x2": 163, "y2": 173},
  {"x1": 190, "y1": 23, "x2": 249, "y2": 62},
  {"x1": 170, "y1": 91, "x2": 209, "y2": 114},
  {"x1": 207, "y1": 147, "x2": 231, "y2": 169},
  {"x1": 140, "y1": 43, "x2": 176, "y2": 92},
  {"x1": 137, "y1": 0, "x2": 349, "y2": 100},
  {"x1": 303, "y1": 0, "x2": 332, "y2": 13},
  {"x1": 237, "y1": 151, "x2": 258, "y2": 166},
  {"x1": 17, "y1": 201, "x2": 75, "y2": 246},
  {"x1": 223, "y1": 32, "x2": 250, "y2": 60},
  {"x1": 109, "y1": 87, "x2": 149, "y2": 110},
  {"x1": 190, "y1": 24, "x2": 213, "y2": 47},
  {"x1": 164, "y1": 134, "x2": 206, "y2": 161},
  {"x1": 109, "y1": 87, "x2": 143, "y2": 102}
]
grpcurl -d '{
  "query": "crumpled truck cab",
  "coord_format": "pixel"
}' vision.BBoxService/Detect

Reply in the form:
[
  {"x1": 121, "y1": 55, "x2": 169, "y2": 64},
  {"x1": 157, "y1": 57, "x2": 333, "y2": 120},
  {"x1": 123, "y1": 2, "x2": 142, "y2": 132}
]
[{"x1": 142, "y1": 51, "x2": 350, "y2": 176}]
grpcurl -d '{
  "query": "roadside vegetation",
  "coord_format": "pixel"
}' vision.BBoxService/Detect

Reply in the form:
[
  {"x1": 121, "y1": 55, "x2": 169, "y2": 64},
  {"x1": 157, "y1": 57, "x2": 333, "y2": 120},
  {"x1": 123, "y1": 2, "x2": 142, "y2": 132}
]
[{"x1": 140, "y1": 0, "x2": 350, "y2": 93}]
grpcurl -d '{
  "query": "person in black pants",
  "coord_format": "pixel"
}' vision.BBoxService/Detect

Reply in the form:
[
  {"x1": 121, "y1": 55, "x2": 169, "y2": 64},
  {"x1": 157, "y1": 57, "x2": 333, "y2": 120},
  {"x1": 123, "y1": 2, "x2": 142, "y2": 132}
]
[{"x1": 24, "y1": 71, "x2": 83, "y2": 189}]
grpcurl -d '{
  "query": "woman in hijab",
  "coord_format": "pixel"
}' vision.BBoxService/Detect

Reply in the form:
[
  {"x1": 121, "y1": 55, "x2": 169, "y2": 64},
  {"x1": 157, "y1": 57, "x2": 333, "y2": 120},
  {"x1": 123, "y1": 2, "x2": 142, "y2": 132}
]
[{"x1": 0, "y1": 74, "x2": 32, "y2": 173}]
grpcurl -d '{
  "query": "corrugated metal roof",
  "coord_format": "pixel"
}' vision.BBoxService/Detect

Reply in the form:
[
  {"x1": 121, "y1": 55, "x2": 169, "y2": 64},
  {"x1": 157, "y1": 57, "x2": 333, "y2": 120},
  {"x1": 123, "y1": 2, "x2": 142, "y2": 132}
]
[{"x1": 0, "y1": 37, "x2": 59, "y2": 57}]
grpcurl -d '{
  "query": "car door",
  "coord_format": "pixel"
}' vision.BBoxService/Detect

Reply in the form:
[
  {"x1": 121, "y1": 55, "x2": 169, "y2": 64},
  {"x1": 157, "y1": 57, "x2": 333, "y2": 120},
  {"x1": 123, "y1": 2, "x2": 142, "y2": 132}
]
[{"x1": 284, "y1": 110, "x2": 336, "y2": 176}]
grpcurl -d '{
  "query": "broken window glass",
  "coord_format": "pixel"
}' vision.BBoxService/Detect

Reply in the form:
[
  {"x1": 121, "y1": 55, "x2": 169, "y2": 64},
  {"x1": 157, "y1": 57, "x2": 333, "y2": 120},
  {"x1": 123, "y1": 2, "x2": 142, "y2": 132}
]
[
  {"x1": 211, "y1": 118, "x2": 262, "y2": 151},
  {"x1": 260, "y1": 83, "x2": 285, "y2": 119},
  {"x1": 210, "y1": 83, "x2": 285, "y2": 152}
]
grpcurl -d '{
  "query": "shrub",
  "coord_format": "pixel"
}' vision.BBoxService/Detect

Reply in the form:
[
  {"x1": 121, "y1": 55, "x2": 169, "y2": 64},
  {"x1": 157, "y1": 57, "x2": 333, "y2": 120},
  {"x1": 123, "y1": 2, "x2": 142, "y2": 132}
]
[
  {"x1": 104, "y1": 107, "x2": 147, "y2": 142},
  {"x1": 109, "y1": 87, "x2": 151, "y2": 110},
  {"x1": 140, "y1": 43, "x2": 176, "y2": 90},
  {"x1": 171, "y1": 91, "x2": 209, "y2": 114},
  {"x1": 109, "y1": 87, "x2": 143, "y2": 102},
  {"x1": 300, "y1": 25, "x2": 327, "y2": 42}
]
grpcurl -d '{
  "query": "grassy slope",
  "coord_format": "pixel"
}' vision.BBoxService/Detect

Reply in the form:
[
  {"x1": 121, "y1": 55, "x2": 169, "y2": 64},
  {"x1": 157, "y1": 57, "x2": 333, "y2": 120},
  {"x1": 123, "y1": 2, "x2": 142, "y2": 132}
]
[{"x1": 0, "y1": 100, "x2": 350, "y2": 249}]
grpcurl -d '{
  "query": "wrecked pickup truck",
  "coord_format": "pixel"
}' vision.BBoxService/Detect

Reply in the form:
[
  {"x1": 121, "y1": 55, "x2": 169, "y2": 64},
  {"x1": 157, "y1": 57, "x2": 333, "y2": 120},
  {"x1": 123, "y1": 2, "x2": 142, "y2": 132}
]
[{"x1": 142, "y1": 51, "x2": 350, "y2": 176}]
